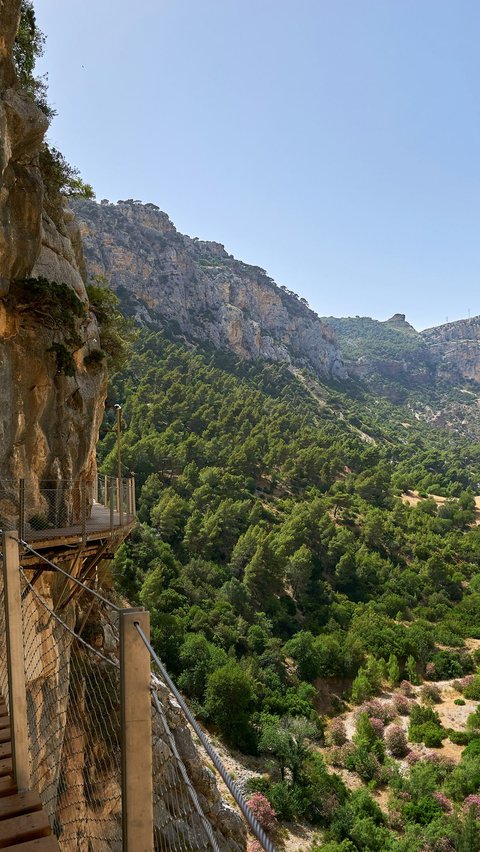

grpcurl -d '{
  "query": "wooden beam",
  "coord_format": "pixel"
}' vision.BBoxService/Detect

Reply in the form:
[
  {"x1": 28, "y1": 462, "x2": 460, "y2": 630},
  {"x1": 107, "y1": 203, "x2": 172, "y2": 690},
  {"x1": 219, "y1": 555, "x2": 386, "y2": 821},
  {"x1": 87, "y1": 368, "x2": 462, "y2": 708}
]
[
  {"x1": 2, "y1": 533, "x2": 30, "y2": 792},
  {"x1": 120, "y1": 609, "x2": 153, "y2": 852}
]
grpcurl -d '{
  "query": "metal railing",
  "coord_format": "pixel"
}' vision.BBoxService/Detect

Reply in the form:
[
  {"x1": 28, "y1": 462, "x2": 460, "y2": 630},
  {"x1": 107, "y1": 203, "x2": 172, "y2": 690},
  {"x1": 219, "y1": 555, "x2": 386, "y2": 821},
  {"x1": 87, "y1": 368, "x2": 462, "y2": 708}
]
[
  {"x1": 0, "y1": 474, "x2": 135, "y2": 543},
  {"x1": 0, "y1": 532, "x2": 274, "y2": 851}
]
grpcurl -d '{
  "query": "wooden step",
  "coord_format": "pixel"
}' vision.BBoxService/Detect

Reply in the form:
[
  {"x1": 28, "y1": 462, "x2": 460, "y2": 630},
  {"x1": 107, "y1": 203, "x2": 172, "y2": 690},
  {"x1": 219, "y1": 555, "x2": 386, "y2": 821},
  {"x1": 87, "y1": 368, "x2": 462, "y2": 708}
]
[
  {"x1": 0, "y1": 792, "x2": 42, "y2": 823},
  {"x1": 0, "y1": 780, "x2": 15, "y2": 801},
  {"x1": 0, "y1": 762, "x2": 12, "y2": 780},
  {"x1": 0, "y1": 732, "x2": 10, "y2": 747},
  {"x1": 0, "y1": 747, "x2": 11, "y2": 763},
  {"x1": 0, "y1": 810, "x2": 51, "y2": 847},
  {"x1": 2, "y1": 838, "x2": 59, "y2": 851},
  {"x1": 0, "y1": 720, "x2": 10, "y2": 732}
]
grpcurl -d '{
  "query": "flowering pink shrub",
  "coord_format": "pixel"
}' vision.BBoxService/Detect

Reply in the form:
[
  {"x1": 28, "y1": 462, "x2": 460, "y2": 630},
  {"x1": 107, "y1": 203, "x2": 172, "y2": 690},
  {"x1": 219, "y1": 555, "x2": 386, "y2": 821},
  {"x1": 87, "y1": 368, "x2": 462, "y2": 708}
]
[
  {"x1": 357, "y1": 699, "x2": 395, "y2": 723},
  {"x1": 424, "y1": 753, "x2": 454, "y2": 771},
  {"x1": 405, "y1": 750, "x2": 421, "y2": 765},
  {"x1": 425, "y1": 662, "x2": 436, "y2": 680},
  {"x1": 400, "y1": 680, "x2": 414, "y2": 697},
  {"x1": 385, "y1": 724, "x2": 408, "y2": 757},
  {"x1": 369, "y1": 717, "x2": 385, "y2": 739},
  {"x1": 433, "y1": 791, "x2": 452, "y2": 812},
  {"x1": 246, "y1": 793, "x2": 278, "y2": 834},
  {"x1": 392, "y1": 693, "x2": 412, "y2": 715},
  {"x1": 463, "y1": 795, "x2": 480, "y2": 817},
  {"x1": 328, "y1": 718, "x2": 347, "y2": 746}
]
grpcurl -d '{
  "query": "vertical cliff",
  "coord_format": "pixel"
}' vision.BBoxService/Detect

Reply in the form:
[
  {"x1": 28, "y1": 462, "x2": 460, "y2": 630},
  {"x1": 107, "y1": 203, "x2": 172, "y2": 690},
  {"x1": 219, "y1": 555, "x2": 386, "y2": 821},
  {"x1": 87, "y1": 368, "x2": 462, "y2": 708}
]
[{"x1": 0, "y1": 0, "x2": 107, "y2": 525}]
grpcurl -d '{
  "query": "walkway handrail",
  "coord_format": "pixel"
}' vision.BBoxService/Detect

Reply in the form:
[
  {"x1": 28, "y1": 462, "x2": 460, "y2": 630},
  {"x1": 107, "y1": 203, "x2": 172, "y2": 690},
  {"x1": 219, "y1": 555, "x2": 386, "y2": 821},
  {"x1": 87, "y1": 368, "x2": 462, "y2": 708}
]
[{"x1": 0, "y1": 474, "x2": 136, "y2": 542}]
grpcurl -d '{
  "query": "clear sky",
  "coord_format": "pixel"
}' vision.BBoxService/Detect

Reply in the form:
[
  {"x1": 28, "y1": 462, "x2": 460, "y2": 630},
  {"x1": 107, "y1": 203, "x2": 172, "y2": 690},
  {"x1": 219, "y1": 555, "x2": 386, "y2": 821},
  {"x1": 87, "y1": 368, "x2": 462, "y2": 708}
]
[{"x1": 34, "y1": 0, "x2": 480, "y2": 330}]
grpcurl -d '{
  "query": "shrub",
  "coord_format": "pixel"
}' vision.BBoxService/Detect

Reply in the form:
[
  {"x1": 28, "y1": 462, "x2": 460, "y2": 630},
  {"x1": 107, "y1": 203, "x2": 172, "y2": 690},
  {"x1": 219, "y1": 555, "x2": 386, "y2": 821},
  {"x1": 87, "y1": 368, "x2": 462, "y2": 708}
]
[
  {"x1": 421, "y1": 683, "x2": 442, "y2": 704},
  {"x1": 403, "y1": 795, "x2": 443, "y2": 825},
  {"x1": 246, "y1": 792, "x2": 278, "y2": 834},
  {"x1": 400, "y1": 680, "x2": 414, "y2": 697},
  {"x1": 409, "y1": 721, "x2": 444, "y2": 748},
  {"x1": 464, "y1": 673, "x2": 480, "y2": 700},
  {"x1": 433, "y1": 791, "x2": 452, "y2": 812},
  {"x1": 448, "y1": 729, "x2": 469, "y2": 745},
  {"x1": 454, "y1": 675, "x2": 474, "y2": 694},
  {"x1": 392, "y1": 693, "x2": 412, "y2": 715},
  {"x1": 328, "y1": 718, "x2": 347, "y2": 746},
  {"x1": 369, "y1": 717, "x2": 385, "y2": 739},
  {"x1": 385, "y1": 725, "x2": 408, "y2": 757},
  {"x1": 405, "y1": 750, "x2": 421, "y2": 765},
  {"x1": 454, "y1": 698, "x2": 466, "y2": 706},
  {"x1": 463, "y1": 795, "x2": 480, "y2": 817}
]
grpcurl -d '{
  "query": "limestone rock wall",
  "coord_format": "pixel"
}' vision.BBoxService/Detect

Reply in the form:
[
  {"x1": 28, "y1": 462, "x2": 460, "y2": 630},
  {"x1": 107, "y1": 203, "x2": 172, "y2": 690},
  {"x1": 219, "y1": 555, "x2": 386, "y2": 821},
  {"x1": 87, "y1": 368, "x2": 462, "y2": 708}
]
[
  {"x1": 0, "y1": 0, "x2": 107, "y2": 516},
  {"x1": 73, "y1": 199, "x2": 346, "y2": 380},
  {"x1": 421, "y1": 316, "x2": 480, "y2": 383}
]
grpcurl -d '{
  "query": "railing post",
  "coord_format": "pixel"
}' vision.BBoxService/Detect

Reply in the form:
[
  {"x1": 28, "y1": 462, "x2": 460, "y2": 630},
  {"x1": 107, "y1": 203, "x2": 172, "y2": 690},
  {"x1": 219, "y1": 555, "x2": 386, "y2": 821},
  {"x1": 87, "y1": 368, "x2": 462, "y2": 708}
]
[
  {"x1": 132, "y1": 474, "x2": 136, "y2": 517},
  {"x1": 120, "y1": 609, "x2": 153, "y2": 852},
  {"x1": 93, "y1": 475, "x2": 98, "y2": 504},
  {"x1": 18, "y1": 479, "x2": 25, "y2": 541},
  {"x1": 109, "y1": 480, "x2": 114, "y2": 533},
  {"x1": 104, "y1": 475, "x2": 108, "y2": 507},
  {"x1": 118, "y1": 478, "x2": 124, "y2": 527},
  {"x1": 2, "y1": 532, "x2": 30, "y2": 792},
  {"x1": 81, "y1": 479, "x2": 87, "y2": 546}
]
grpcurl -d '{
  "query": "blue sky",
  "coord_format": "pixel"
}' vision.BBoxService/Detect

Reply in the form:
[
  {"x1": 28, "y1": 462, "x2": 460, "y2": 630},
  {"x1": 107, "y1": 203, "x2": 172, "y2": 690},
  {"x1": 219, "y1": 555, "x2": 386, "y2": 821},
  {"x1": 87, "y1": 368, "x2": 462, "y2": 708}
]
[{"x1": 35, "y1": 0, "x2": 480, "y2": 330}]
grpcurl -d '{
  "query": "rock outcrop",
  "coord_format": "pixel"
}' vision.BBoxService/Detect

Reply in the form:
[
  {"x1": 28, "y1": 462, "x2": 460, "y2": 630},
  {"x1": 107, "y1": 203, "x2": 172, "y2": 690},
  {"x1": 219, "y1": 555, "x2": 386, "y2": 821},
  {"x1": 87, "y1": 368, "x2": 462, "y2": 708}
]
[
  {"x1": 421, "y1": 316, "x2": 480, "y2": 384},
  {"x1": 73, "y1": 199, "x2": 346, "y2": 380},
  {"x1": 0, "y1": 0, "x2": 107, "y2": 521}
]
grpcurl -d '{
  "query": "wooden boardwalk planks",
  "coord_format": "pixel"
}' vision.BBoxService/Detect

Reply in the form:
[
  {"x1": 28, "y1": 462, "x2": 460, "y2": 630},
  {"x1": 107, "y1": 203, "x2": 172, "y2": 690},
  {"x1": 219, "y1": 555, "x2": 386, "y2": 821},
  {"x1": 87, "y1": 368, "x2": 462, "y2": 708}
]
[{"x1": 0, "y1": 698, "x2": 59, "y2": 850}]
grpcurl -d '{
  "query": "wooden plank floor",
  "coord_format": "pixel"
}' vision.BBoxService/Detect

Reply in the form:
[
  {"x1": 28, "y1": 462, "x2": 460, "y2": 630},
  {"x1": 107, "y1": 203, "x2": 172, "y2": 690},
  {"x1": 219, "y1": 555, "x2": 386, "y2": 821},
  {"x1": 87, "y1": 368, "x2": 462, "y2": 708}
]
[{"x1": 0, "y1": 699, "x2": 59, "y2": 851}]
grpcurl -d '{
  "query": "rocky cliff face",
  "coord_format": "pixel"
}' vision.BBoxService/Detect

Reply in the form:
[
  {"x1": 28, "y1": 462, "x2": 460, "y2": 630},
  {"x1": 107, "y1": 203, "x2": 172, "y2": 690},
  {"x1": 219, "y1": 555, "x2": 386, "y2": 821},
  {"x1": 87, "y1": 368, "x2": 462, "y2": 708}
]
[
  {"x1": 73, "y1": 199, "x2": 346, "y2": 380},
  {"x1": 421, "y1": 316, "x2": 480, "y2": 384},
  {"x1": 0, "y1": 0, "x2": 107, "y2": 522}
]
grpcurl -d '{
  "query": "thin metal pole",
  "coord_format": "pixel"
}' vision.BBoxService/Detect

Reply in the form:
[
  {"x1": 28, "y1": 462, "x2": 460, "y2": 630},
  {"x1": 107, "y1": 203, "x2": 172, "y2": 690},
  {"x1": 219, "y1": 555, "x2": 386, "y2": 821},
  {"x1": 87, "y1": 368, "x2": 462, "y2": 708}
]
[
  {"x1": 81, "y1": 479, "x2": 87, "y2": 546},
  {"x1": 19, "y1": 479, "x2": 25, "y2": 541},
  {"x1": 132, "y1": 475, "x2": 136, "y2": 517},
  {"x1": 109, "y1": 480, "x2": 114, "y2": 533},
  {"x1": 116, "y1": 406, "x2": 123, "y2": 526},
  {"x1": 120, "y1": 609, "x2": 153, "y2": 851},
  {"x1": 2, "y1": 532, "x2": 30, "y2": 791}
]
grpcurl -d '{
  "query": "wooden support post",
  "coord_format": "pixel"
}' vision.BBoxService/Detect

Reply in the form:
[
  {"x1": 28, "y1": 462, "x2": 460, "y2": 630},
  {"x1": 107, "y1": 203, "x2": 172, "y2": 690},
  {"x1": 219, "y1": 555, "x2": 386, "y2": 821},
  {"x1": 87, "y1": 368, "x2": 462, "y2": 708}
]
[
  {"x1": 18, "y1": 480, "x2": 25, "y2": 542},
  {"x1": 2, "y1": 532, "x2": 30, "y2": 792},
  {"x1": 81, "y1": 480, "x2": 87, "y2": 546},
  {"x1": 104, "y1": 475, "x2": 108, "y2": 507},
  {"x1": 120, "y1": 609, "x2": 153, "y2": 852}
]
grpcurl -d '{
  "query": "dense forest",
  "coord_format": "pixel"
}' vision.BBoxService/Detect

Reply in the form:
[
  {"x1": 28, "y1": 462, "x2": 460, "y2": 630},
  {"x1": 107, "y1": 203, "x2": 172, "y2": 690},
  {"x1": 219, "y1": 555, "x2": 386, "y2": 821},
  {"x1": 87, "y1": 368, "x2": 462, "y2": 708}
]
[{"x1": 97, "y1": 327, "x2": 480, "y2": 851}]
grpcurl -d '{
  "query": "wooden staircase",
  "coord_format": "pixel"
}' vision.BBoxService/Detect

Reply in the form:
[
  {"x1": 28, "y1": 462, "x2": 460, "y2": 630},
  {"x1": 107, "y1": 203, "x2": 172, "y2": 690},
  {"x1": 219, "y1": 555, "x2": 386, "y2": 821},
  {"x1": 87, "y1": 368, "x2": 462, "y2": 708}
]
[{"x1": 0, "y1": 698, "x2": 58, "y2": 850}]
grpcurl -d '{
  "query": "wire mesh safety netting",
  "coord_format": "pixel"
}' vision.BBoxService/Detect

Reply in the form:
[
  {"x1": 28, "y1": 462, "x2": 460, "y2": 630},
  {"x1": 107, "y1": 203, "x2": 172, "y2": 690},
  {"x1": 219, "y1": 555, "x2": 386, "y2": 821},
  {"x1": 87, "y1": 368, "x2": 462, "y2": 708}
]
[
  {"x1": 150, "y1": 686, "x2": 222, "y2": 852},
  {"x1": 20, "y1": 568, "x2": 123, "y2": 851}
]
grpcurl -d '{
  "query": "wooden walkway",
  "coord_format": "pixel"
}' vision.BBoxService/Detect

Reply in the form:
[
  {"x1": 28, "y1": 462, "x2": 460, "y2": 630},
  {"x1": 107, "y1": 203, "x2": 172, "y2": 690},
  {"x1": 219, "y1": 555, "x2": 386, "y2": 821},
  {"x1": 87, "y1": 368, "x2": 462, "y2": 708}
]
[
  {"x1": 0, "y1": 697, "x2": 58, "y2": 850},
  {"x1": 25, "y1": 503, "x2": 135, "y2": 550}
]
